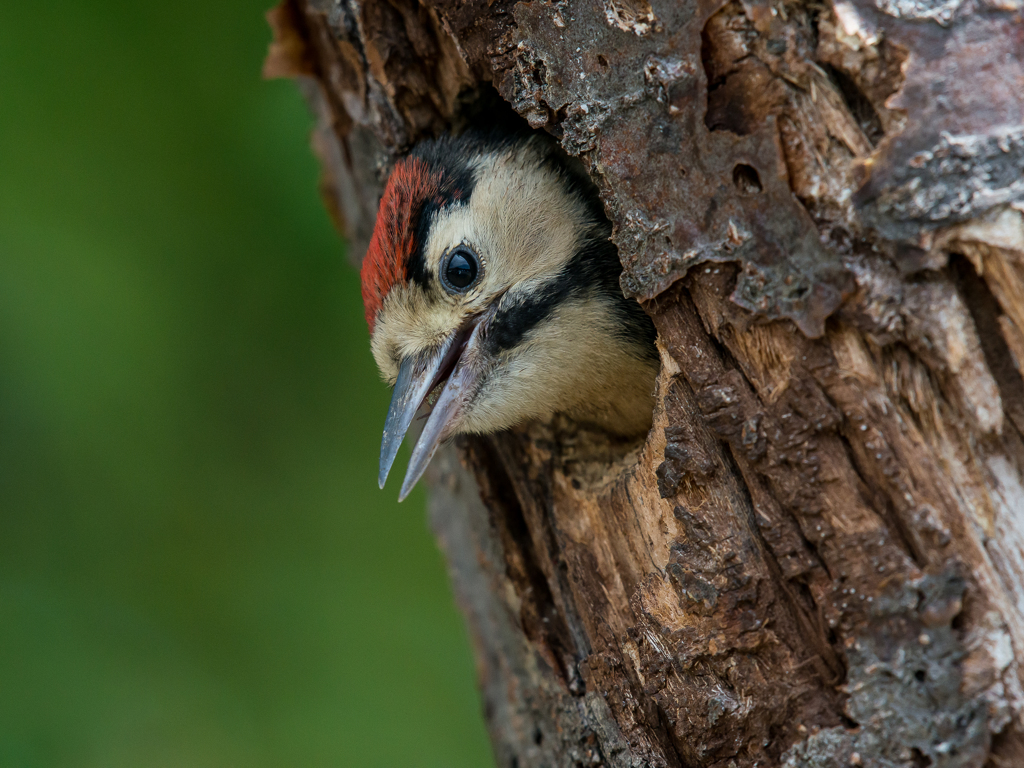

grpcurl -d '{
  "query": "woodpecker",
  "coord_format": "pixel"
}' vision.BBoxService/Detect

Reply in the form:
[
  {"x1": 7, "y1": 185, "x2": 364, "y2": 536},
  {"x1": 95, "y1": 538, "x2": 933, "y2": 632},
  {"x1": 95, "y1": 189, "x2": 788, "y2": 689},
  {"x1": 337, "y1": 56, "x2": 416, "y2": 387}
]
[{"x1": 362, "y1": 128, "x2": 659, "y2": 500}]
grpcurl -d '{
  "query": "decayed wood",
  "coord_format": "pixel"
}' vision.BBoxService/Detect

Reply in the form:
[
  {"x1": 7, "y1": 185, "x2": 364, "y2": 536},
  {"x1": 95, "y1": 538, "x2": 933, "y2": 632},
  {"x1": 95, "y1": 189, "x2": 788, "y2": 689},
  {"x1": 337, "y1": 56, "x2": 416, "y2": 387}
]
[{"x1": 265, "y1": 0, "x2": 1024, "y2": 764}]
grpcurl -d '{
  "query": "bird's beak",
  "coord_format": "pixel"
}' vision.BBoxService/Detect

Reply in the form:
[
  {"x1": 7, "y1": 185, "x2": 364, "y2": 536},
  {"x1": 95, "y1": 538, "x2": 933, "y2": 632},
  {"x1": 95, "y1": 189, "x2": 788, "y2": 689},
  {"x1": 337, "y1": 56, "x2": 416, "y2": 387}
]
[{"x1": 377, "y1": 318, "x2": 485, "y2": 501}]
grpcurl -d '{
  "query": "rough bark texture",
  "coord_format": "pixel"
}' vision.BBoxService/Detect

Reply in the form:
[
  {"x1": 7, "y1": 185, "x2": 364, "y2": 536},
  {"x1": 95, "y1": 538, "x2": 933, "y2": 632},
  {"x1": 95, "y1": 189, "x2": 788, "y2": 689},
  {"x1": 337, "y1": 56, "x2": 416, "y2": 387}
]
[{"x1": 265, "y1": 0, "x2": 1024, "y2": 765}]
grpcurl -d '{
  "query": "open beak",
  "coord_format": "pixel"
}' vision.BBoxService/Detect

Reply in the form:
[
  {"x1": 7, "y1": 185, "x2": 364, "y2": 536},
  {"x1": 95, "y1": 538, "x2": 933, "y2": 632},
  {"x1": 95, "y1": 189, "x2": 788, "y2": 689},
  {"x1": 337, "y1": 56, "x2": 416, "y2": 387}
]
[{"x1": 377, "y1": 318, "x2": 485, "y2": 501}]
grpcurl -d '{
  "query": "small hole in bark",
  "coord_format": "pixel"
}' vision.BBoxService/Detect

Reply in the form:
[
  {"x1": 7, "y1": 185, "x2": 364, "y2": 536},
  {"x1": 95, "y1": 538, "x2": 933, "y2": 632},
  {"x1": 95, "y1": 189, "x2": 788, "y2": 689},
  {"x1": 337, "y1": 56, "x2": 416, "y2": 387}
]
[
  {"x1": 510, "y1": 758, "x2": 519, "y2": 768},
  {"x1": 597, "y1": 54, "x2": 609, "y2": 67},
  {"x1": 533, "y1": 727, "x2": 543, "y2": 745},
  {"x1": 914, "y1": 669, "x2": 926, "y2": 682},
  {"x1": 951, "y1": 608, "x2": 966, "y2": 631},
  {"x1": 910, "y1": 747, "x2": 932, "y2": 767},
  {"x1": 733, "y1": 164, "x2": 762, "y2": 193}
]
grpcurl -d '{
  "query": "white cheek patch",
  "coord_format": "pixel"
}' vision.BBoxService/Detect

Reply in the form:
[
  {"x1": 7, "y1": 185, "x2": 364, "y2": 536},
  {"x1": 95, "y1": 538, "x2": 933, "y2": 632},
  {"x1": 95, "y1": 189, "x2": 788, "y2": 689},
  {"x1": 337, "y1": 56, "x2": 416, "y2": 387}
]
[{"x1": 459, "y1": 295, "x2": 657, "y2": 436}]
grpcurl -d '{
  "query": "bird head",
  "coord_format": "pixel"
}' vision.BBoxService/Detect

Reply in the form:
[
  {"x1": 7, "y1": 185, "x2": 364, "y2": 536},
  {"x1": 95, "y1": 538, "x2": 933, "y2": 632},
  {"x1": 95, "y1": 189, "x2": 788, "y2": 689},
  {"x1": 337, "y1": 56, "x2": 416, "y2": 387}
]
[{"x1": 362, "y1": 131, "x2": 658, "y2": 500}]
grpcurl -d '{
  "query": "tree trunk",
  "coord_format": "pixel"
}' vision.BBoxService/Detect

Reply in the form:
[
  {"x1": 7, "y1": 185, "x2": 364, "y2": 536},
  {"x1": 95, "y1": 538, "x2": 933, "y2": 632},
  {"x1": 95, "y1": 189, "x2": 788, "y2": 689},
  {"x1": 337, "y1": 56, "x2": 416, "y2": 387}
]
[{"x1": 265, "y1": 0, "x2": 1024, "y2": 765}]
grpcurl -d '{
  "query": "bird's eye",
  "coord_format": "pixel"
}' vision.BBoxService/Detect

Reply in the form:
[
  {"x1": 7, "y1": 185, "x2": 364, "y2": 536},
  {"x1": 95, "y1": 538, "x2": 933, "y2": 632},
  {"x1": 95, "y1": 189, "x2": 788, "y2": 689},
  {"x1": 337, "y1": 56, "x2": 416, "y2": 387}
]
[{"x1": 441, "y1": 247, "x2": 481, "y2": 293}]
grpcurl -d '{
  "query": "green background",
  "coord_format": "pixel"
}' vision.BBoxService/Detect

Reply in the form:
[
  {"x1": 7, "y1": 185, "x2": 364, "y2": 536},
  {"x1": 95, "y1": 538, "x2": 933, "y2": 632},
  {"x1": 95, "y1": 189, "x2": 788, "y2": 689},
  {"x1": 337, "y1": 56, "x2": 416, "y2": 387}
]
[{"x1": 0, "y1": 2, "x2": 493, "y2": 766}]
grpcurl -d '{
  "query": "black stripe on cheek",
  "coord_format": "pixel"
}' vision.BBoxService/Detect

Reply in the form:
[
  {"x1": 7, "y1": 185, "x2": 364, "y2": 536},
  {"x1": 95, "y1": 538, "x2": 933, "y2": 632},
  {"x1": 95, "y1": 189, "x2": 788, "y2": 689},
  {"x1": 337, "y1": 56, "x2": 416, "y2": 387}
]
[
  {"x1": 484, "y1": 235, "x2": 608, "y2": 353},
  {"x1": 485, "y1": 272, "x2": 579, "y2": 353},
  {"x1": 485, "y1": 231, "x2": 658, "y2": 360}
]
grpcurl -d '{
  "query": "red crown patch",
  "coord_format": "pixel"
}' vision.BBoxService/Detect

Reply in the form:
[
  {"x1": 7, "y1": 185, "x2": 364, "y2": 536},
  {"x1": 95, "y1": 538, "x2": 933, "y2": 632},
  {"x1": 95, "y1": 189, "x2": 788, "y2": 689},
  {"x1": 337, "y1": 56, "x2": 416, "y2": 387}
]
[{"x1": 360, "y1": 157, "x2": 445, "y2": 332}]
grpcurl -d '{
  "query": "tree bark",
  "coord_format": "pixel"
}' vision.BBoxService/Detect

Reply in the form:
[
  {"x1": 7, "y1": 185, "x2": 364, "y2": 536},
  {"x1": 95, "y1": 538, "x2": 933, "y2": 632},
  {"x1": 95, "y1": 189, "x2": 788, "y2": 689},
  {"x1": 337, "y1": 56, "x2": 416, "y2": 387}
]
[{"x1": 265, "y1": 0, "x2": 1024, "y2": 765}]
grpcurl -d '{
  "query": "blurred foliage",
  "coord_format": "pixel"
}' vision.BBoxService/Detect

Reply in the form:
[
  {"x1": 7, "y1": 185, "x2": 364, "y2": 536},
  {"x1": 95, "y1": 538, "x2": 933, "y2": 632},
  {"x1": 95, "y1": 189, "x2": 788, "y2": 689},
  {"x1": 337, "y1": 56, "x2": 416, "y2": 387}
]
[{"x1": 0, "y1": 2, "x2": 492, "y2": 766}]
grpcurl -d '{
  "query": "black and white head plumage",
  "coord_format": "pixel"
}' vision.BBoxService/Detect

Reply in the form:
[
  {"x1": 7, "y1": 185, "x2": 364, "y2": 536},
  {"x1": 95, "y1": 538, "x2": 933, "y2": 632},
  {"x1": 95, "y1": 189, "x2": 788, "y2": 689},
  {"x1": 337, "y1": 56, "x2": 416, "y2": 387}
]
[{"x1": 363, "y1": 128, "x2": 658, "y2": 497}]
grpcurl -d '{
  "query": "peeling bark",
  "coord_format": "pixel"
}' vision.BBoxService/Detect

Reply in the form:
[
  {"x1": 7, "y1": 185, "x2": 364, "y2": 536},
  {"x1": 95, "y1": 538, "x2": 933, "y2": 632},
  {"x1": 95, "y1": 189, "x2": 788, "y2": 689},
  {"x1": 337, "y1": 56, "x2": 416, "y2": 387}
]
[{"x1": 265, "y1": 0, "x2": 1024, "y2": 764}]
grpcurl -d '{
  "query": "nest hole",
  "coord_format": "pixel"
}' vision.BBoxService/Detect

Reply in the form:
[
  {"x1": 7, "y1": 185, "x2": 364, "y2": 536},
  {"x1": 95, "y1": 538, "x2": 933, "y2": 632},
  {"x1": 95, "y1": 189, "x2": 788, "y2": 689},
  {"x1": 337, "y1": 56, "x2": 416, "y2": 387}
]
[{"x1": 732, "y1": 164, "x2": 762, "y2": 193}]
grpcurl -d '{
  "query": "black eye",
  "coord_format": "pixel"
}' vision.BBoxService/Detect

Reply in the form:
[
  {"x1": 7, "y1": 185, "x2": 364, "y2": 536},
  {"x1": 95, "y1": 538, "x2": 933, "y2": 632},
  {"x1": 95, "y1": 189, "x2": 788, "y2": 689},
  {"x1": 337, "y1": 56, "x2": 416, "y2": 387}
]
[{"x1": 442, "y1": 247, "x2": 481, "y2": 293}]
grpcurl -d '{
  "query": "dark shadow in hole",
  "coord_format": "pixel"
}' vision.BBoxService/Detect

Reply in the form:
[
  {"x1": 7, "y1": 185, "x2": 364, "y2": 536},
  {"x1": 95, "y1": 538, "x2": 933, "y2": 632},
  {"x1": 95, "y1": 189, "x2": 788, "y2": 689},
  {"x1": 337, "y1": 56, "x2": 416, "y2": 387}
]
[
  {"x1": 454, "y1": 83, "x2": 532, "y2": 135},
  {"x1": 821, "y1": 63, "x2": 885, "y2": 146},
  {"x1": 733, "y1": 163, "x2": 763, "y2": 194},
  {"x1": 699, "y1": 22, "x2": 725, "y2": 91}
]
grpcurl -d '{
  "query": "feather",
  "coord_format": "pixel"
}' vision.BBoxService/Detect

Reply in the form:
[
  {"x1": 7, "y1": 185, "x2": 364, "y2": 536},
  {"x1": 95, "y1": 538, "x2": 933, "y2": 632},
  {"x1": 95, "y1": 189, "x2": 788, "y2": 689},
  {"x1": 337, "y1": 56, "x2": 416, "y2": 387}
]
[{"x1": 360, "y1": 157, "x2": 443, "y2": 331}]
